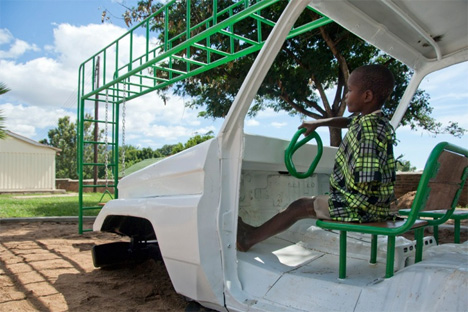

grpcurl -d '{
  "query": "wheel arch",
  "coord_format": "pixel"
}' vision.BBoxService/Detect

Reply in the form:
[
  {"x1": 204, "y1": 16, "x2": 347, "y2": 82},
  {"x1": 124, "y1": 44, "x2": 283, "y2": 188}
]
[{"x1": 100, "y1": 215, "x2": 157, "y2": 241}]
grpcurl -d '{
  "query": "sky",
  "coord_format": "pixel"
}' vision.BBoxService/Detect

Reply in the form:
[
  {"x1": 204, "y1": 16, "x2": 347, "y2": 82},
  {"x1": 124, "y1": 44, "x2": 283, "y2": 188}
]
[{"x1": 0, "y1": 0, "x2": 467, "y2": 170}]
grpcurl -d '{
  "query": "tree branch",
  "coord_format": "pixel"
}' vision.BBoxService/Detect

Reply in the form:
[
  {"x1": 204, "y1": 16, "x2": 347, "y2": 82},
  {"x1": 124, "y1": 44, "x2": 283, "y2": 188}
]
[
  {"x1": 280, "y1": 94, "x2": 323, "y2": 120},
  {"x1": 312, "y1": 74, "x2": 333, "y2": 116},
  {"x1": 319, "y1": 26, "x2": 350, "y2": 117},
  {"x1": 304, "y1": 98, "x2": 327, "y2": 116}
]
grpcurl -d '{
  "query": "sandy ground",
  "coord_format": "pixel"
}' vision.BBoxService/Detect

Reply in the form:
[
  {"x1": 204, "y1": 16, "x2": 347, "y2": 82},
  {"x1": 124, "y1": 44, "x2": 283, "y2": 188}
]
[
  {"x1": 1, "y1": 218, "x2": 466, "y2": 312},
  {"x1": 0, "y1": 221, "x2": 203, "y2": 312}
]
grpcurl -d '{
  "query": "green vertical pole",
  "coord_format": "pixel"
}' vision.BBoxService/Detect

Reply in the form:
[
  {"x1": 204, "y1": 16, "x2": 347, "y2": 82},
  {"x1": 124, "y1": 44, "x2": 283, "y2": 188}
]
[
  {"x1": 433, "y1": 224, "x2": 439, "y2": 244},
  {"x1": 114, "y1": 90, "x2": 120, "y2": 199},
  {"x1": 370, "y1": 234, "x2": 377, "y2": 264},
  {"x1": 257, "y1": 9, "x2": 262, "y2": 42},
  {"x1": 229, "y1": 8, "x2": 234, "y2": 54},
  {"x1": 78, "y1": 97, "x2": 85, "y2": 234},
  {"x1": 186, "y1": 0, "x2": 191, "y2": 73},
  {"x1": 129, "y1": 31, "x2": 133, "y2": 71},
  {"x1": 213, "y1": 0, "x2": 217, "y2": 25},
  {"x1": 385, "y1": 235, "x2": 396, "y2": 278},
  {"x1": 339, "y1": 231, "x2": 347, "y2": 279},
  {"x1": 146, "y1": 19, "x2": 150, "y2": 63},
  {"x1": 91, "y1": 58, "x2": 96, "y2": 91},
  {"x1": 164, "y1": 6, "x2": 169, "y2": 51},
  {"x1": 414, "y1": 228, "x2": 424, "y2": 263},
  {"x1": 103, "y1": 50, "x2": 107, "y2": 85},
  {"x1": 206, "y1": 21, "x2": 211, "y2": 64},
  {"x1": 169, "y1": 42, "x2": 173, "y2": 80},
  {"x1": 454, "y1": 220, "x2": 461, "y2": 243}
]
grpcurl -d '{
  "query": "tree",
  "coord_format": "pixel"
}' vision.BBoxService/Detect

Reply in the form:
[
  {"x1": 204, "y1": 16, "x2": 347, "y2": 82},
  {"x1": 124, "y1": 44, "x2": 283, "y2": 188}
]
[
  {"x1": 396, "y1": 157, "x2": 417, "y2": 172},
  {"x1": 0, "y1": 82, "x2": 10, "y2": 139},
  {"x1": 120, "y1": 1, "x2": 464, "y2": 146},
  {"x1": 40, "y1": 115, "x2": 100, "y2": 179},
  {"x1": 184, "y1": 131, "x2": 214, "y2": 149}
]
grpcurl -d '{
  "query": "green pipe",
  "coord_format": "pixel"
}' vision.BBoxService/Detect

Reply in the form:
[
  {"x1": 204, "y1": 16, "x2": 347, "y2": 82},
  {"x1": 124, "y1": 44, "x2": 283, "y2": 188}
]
[
  {"x1": 146, "y1": 19, "x2": 150, "y2": 62},
  {"x1": 219, "y1": 29, "x2": 261, "y2": 47},
  {"x1": 164, "y1": 6, "x2": 169, "y2": 51},
  {"x1": 339, "y1": 231, "x2": 347, "y2": 279},
  {"x1": 385, "y1": 236, "x2": 396, "y2": 278},
  {"x1": 78, "y1": 97, "x2": 85, "y2": 234},
  {"x1": 370, "y1": 234, "x2": 377, "y2": 264},
  {"x1": 213, "y1": 0, "x2": 217, "y2": 25},
  {"x1": 186, "y1": 0, "x2": 191, "y2": 73},
  {"x1": 81, "y1": 0, "x2": 280, "y2": 100},
  {"x1": 229, "y1": 8, "x2": 234, "y2": 54}
]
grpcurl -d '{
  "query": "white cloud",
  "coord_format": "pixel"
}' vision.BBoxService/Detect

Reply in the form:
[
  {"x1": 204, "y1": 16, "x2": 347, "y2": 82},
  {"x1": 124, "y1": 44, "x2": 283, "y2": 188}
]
[
  {"x1": 0, "y1": 23, "x2": 207, "y2": 146},
  {"x1": 271, "y1": 121, "x2": 287, "y2": 128},
  {"x1": 0, "y1": 28, "x2": 40, "y2": 59},
  {"x1": 246, "y1": 119, "x2": 259, "y2": 126},
  {"x1": 0, "y1": 29, "x2": 11, "y2": 45},
  {"x1": 0, "y1": 102, "x2": 71, "y2": 139}
]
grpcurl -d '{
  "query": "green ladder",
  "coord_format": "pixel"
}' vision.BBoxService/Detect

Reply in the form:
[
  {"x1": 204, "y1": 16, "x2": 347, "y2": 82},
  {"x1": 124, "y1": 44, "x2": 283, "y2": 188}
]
[{"x1": 77, "y1": 0, "x2": 332, "y2": 233}]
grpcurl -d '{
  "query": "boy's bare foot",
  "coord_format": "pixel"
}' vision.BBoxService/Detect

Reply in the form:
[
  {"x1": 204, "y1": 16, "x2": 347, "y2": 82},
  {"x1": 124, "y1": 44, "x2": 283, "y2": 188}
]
[{"x1": 236, "y1": 217, "x2": 255, "y2": 252}]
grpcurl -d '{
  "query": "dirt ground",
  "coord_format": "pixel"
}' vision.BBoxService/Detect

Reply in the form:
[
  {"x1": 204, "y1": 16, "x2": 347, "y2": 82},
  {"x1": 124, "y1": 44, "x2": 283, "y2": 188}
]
[
  {"x1": 1, "y1": 219, "x2": 466, "y2": 312},
  {"x1": 0, "y1": 221, "x2": 207, "y2": 312}
]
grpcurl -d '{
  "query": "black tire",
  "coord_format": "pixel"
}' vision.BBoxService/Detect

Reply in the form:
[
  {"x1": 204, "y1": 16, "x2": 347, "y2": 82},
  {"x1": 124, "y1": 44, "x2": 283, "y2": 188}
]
[
  {"x1": 92, "y1": 241, "x2": 162, "y2": 268},
  {"x1": 92, "y1": 242, "x2": 132, "y2": 268}
]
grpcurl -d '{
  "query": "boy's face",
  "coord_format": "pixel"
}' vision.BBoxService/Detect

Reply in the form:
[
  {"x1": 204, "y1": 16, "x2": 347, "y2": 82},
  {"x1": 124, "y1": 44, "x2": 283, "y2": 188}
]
[{"x1": 346, "y1": 72, "x2": 373, "y2": 115}]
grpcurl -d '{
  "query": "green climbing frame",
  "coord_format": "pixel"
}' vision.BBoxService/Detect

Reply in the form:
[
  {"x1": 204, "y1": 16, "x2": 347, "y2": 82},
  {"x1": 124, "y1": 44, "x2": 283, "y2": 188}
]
[{"x1": 77, "y1": 0, "x2": 332, "y2": 233}]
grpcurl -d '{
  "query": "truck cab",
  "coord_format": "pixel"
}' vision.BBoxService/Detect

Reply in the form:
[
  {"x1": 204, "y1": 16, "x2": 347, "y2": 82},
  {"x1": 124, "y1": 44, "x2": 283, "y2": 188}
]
[{"x1": 91, "y1": 0, "x2": 468, "y2": 311}]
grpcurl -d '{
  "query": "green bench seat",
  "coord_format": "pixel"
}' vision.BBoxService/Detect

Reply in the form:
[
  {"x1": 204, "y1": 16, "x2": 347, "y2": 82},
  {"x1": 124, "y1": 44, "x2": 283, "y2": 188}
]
[{"x1": 316, "y1": 142, "x2": 468, "y2": 279}]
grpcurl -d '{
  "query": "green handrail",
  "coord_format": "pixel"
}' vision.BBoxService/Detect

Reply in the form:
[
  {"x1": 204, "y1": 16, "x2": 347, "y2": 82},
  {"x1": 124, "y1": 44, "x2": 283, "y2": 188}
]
[{"x1": 285, "y1": 128, "x2": 323, "y2": 179}]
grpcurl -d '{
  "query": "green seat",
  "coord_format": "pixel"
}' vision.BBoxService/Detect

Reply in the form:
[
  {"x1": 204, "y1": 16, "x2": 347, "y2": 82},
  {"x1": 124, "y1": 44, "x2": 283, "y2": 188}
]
[
  {"x1": 399, "y1": 209, "x2": 468, "y2": 244},
  {"x1": 316, "y1": 142, "x2": 468, "y2": 279}
]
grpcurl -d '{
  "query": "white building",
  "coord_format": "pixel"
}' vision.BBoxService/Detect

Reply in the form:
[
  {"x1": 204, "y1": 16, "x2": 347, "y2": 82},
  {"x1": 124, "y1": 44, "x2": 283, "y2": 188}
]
[{"x1": 0, "y1": 131, "x2": 61, "y2": 193}]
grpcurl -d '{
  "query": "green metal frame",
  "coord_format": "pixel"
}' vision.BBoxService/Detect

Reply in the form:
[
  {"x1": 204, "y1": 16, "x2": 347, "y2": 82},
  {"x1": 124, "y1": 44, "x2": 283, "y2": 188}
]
[
  {"x1": 76, "y1": 0, "x2": 333, "y2": 233},
  {"x1": 398, "y1": 209, "x2": 468, "y2": 244},
  {"x1": 316, "y1": 142, "x2": 468, "y2": 279}
]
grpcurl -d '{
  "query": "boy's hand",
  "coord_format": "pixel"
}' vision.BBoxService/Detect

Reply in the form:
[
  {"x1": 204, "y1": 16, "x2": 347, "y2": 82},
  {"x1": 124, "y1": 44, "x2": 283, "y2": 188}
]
[
  {"x1": 299, "y1": 117, "x2": 350, "y2": 136},
  {"x1": 299, "y1": 121, "x2": 319, "y2": 136}
]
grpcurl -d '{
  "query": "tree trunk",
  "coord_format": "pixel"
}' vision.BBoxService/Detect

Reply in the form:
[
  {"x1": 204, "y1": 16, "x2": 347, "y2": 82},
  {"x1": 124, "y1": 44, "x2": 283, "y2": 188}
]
[{"x1": 329, "y1": 127, "x2": 343, "y2": 147}]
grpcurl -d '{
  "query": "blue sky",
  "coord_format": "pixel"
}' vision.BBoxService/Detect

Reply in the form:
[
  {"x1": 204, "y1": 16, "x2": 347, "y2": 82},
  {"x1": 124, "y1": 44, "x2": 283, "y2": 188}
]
[{"x1": 1, "y1": 0, "x2": 467, "y2": 170}]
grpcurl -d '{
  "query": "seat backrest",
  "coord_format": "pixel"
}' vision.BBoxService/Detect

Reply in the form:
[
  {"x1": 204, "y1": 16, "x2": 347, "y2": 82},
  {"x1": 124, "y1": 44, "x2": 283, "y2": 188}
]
[
  {"x1": 409, "y1": 142, "x2": 468, "y2": 224},
  {"x1": 424, "y1": 150, "x2": 468, "y2": 211}
]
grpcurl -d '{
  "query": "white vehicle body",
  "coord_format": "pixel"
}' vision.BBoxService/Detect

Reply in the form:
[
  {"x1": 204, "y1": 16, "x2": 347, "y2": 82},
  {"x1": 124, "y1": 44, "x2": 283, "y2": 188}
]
[{"x1": 94, "y1": 0, "x2": 468, "y2": 311}]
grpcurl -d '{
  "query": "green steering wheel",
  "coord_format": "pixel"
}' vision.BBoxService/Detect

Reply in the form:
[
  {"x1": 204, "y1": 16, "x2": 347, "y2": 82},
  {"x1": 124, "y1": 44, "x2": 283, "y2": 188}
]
[{"x1": 284, "y1": 128, "x2": 323, "y2": 179}]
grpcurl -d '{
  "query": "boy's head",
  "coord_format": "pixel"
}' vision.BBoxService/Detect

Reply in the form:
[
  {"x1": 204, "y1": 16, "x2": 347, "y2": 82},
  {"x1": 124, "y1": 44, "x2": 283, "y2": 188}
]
[{"x1": 349, "y1": 64, "x2": 395, "y2": 108}]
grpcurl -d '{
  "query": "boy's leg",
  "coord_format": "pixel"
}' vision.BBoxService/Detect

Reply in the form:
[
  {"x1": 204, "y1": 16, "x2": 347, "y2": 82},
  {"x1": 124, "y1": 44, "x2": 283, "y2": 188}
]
[{"x1": 237, "y1": 196, "x2": 329, "y2": 252}]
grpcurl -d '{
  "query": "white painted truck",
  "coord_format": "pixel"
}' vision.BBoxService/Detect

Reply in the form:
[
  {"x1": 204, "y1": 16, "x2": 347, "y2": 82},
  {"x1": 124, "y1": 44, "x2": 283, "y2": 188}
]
[{"x1": 92, "y1": 0, "x2": 468, "y2": 311}]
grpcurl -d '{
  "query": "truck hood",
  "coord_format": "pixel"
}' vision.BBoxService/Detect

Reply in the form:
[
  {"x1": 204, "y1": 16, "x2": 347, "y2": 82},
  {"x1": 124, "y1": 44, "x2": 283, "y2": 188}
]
[{"x1": 117, "y1": 138, "x2": 218, "y2": 199}]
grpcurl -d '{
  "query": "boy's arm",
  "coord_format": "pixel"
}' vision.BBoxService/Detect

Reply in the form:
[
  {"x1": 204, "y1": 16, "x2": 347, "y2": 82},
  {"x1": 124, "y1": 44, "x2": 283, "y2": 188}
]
[{"x1": 299, "y1": 117, "x2": 351, "y2": 136}]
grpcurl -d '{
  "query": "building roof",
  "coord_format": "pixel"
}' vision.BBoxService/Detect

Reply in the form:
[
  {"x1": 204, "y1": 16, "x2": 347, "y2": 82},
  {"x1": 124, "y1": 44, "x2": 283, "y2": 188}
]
[{"x1": 5, "y1": 130, "x2": 61, "y2": 153}]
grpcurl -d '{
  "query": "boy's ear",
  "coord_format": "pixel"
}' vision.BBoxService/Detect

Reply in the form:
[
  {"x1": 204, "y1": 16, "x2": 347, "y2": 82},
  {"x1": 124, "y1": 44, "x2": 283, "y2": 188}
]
[{"x1": 363, "y1": 90, "x2": 374, "y2": 103}]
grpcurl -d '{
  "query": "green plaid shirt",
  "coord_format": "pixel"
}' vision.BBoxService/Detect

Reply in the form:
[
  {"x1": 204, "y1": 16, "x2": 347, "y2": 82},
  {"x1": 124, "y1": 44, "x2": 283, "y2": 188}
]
[{"x1": 328, "y1": 113, "x2": 396, "y2": 222}]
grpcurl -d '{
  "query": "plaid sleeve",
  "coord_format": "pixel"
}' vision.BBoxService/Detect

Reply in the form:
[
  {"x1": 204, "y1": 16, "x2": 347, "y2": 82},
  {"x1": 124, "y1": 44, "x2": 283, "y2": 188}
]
[{"x1": 354, "y1": 118, "x2": 388, "y2": 183}]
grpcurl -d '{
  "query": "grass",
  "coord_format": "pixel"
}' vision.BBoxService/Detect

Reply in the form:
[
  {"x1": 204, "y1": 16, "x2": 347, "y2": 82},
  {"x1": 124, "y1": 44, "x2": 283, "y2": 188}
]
[
  {"x1": 1, "y1": 191, "x2": 466, "y2": 219},
  {"x1": 0, "y1": 193, "x2": 108, "y2": 218},
  {"x1": 121, "y1": 157, "x2": 163, "y2": 177}
]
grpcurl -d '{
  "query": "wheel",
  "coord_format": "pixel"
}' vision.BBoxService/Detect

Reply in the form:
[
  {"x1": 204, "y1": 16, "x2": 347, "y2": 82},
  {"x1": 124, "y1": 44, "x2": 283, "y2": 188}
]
[
  {"x1": 92, "y1": 241, "x2": 162, "y2": 268},
  {"x1": 92, "y1": 242, "x2": 132, "y2": 268}
]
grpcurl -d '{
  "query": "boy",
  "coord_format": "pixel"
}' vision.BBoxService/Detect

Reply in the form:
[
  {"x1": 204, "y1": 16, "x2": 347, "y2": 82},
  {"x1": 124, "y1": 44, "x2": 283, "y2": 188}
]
[{"x1": 237, "y1": 64, "x2": 396, "y2": 252}]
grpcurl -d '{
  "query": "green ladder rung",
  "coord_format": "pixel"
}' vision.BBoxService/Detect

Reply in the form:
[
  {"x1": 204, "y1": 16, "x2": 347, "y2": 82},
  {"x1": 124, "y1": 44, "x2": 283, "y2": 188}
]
[
  {"x1": 83, "y1": 118, "x2": 118, "y2": 124},
  {"x1": 82, "y1": 184, "x2": 116, "y2": 188},
  {"x1": 82, "y1": 162, "x2": 111, "y2": 166},
  {"x1": 83, "y1": 141, "x2": 117, "y2": 145}
]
